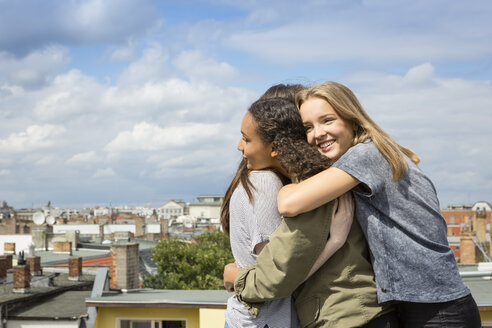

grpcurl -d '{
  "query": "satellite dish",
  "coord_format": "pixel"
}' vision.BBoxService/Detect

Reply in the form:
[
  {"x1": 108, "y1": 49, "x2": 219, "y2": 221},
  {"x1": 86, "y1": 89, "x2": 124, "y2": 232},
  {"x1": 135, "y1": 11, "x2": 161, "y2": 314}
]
[
  {"x1": 46, "y1": 216, "x2": 55, "y2": 225},
  {"x1": 32, "y1": 212, "x2": 46, "y2": 225}
]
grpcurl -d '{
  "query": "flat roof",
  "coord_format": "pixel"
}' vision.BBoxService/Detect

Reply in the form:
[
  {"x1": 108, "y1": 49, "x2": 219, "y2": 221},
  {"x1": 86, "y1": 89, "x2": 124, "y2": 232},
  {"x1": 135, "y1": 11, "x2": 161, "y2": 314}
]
[
  {"x1": 86, "y1": 289, "x2": 232, "y2": 309},
  {"x1": 9, "y1": 290, "x2": 91, "y2": 320},
  {"x1": 0, "y1": 272, "x2": 94, "y2": 305}
]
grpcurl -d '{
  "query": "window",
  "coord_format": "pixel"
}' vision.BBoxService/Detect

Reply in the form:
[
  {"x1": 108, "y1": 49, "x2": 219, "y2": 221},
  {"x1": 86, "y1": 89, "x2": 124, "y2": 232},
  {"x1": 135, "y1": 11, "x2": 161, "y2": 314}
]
[{"x1": 119, "y1": 319, "x2": 186, "y2": 328}]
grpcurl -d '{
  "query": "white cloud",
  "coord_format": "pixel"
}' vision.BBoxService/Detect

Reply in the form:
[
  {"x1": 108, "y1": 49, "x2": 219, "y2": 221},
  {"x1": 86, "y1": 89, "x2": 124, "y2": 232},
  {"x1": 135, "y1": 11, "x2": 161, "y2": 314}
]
[
  {"x1": 0, "y1": 124, "x2": 66, "y2": 153},
  {"x1": 174, "y1": 50, "x2": 238, "y2": 82},
  {"x1": 104, "y1": 121, "x2": 222, "y2": 153},
  {"x1": 117, "y1": 44, "x2": 169, "y2": 85},
  {"x1": 33, "y1": 69, "x2": 105, "y2": 122},
  {"x1": 93, "y1": 168, "x2": 116, "y2": 178},
  {"x1": 67, "y1": 151, "x2": 99, "y2": 165},
  {"x1": 111, "y1": 38, "x2": 139, "y2": 61},
  {"x1": 0, "y1": 46, "x2": 69, "y2": 88},
  {"x1": 0, "y1": 169, "x2": 10, "y2": 176}
]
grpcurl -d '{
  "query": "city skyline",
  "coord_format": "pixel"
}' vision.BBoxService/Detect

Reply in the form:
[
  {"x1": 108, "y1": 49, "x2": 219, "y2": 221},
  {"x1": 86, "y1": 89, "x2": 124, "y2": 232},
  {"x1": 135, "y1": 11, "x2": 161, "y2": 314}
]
[{"x1": 1, "y1": 1, "x2": 492, "y2": 208}]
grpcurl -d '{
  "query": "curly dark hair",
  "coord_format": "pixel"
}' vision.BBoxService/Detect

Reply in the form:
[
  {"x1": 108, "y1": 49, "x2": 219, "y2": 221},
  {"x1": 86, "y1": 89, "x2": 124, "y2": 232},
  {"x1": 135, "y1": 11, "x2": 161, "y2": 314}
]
[
  {"x1": 248, "y1": 97, "x2": 329, "y2": 181},
  {"x1": 220, "y1": 84, "x2": 329, "y2": 234},
  {"x1": 260, "y1": 83, "x2": 305, "y2": 104}
]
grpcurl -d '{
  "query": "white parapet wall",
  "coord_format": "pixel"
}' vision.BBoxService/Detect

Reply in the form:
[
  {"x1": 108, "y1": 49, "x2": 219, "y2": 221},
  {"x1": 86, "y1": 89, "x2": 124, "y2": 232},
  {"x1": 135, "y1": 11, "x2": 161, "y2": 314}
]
[
  {"x1": 0, "y1": 235, "x2": 33, "y2": 254},
  {"x1": 52, "y1": 224, "x2": 100, "y2": 234}
]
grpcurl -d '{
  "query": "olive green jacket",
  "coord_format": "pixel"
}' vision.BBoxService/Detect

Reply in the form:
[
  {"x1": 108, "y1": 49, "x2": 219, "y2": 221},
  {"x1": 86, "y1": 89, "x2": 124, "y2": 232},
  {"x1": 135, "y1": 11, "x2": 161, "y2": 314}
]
[{"x1": 234, "y1": 201, "x2": 391, "y2": 328}]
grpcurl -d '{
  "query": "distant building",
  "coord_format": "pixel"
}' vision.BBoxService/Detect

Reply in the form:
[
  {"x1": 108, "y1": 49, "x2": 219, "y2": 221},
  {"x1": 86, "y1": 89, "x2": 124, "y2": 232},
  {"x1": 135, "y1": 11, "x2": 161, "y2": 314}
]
[
  {"x1": 442, "y1": 201, "x2": 492, "y2": 263},
  {"x1": 189, "y1": 195, "x2": 223, "y2": 220},
  {"x1": 158, "y1": 200, "x2": 185, "y2": 220},
  {"x1": 0, "y1": 201, "x2": 14, "y2": 219}
]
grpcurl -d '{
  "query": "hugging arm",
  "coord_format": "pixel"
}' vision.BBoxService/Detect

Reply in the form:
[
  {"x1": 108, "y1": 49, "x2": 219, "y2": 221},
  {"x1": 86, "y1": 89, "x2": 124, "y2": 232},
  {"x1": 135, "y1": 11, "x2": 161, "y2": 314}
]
[
  {"x1": 232, "y1": 201, "x2": 335, "y2": 316},
  {"x1": 278, "y1": 167, "x2": 359, "y2": 217}
]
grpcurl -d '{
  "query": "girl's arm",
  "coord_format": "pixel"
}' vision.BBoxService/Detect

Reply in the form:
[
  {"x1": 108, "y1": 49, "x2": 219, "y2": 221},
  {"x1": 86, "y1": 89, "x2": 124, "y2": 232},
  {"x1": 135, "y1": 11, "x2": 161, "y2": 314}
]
[
  {"x1": 278, "y1": 167, "x2": 359, "y2": 217},
  {"x1": 304, "y1": 192, "x2": 354, "y2": 280}
]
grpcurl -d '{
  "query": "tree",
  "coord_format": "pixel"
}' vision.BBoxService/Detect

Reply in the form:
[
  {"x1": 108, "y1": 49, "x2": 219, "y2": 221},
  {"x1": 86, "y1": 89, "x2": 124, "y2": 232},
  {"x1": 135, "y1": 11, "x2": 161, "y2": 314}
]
[{"x1": 143, "y1": 230, "x2": 234, "y2": 290}]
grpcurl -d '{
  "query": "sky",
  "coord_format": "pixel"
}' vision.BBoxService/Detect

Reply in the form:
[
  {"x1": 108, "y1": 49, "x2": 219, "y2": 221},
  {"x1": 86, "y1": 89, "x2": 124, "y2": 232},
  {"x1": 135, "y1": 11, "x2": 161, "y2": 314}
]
[{"x1": 0, "y1": 0, "x2": 491, "y2": 209}]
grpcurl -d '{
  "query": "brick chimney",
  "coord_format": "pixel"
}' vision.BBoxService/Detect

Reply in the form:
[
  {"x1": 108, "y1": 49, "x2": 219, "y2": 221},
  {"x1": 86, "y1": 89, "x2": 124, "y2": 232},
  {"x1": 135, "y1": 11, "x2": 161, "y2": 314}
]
[
  {"x1": 68, "y1": 256, "x2": 82, "y2": 281},
  {"x1": 459, "y1": 233, "x2": 476, "y2": 264},
  {"x1": 0, "y1": 257, "x2": 6, "y2": 282},
  {"x1": 0, "y1": 254, "x2": 12, "y2": 270},
  {"x1": 26, "y1": 256, "x2": 42, "y2": 276},
  {"x1": 4, "y1": 242, "x2": 15, "y2": 254},
  {"x1": 110, "y1": 243, "x2": 139, "y2": 290},
  {"x1": 475, "y1": 212, "x2": 487, "y2": 242},
  {"x1": 53, "y1": 241, "x2": 72, "y2": 255},
  {"x1": 13, "y1": 265, "x2": 30, "y2": 293}
]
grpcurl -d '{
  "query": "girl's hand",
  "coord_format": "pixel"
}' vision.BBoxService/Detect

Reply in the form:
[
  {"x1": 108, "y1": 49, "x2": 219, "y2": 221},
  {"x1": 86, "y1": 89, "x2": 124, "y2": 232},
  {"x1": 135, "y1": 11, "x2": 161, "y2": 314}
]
[{"x1": 223, "y1": 262, "x2": 239, "y2": 292}]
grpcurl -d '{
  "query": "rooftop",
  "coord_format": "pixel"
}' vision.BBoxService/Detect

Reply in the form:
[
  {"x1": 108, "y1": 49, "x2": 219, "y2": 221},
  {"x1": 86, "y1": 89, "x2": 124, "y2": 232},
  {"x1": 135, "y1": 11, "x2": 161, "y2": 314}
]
[{"x1": 86, "y1": 289, "x2": 232, "y2": 309}]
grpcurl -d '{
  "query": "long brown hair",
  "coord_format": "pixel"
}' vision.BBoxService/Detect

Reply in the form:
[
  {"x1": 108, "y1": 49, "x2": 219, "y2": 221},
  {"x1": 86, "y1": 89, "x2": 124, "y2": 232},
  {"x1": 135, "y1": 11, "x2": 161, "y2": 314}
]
[{"x1": 296, "y1": 81, "x2": 420, "y2": 181}]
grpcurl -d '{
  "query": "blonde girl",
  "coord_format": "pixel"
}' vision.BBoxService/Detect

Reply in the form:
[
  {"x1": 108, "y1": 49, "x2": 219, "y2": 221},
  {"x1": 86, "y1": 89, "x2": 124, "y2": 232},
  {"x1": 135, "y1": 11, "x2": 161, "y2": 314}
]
[{"x1": 277, "y1": 81, "x2": 481, "y2": 327}]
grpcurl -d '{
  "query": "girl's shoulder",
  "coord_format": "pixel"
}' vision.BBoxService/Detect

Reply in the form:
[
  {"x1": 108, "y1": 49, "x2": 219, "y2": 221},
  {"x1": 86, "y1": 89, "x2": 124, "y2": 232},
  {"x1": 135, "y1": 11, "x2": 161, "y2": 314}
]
[
  {"x1": 341, "y1": 140, "x2": 380, "y2": 161},
  {"x1": 248, "y1": 170, "x2": 283, "y2": 188}
]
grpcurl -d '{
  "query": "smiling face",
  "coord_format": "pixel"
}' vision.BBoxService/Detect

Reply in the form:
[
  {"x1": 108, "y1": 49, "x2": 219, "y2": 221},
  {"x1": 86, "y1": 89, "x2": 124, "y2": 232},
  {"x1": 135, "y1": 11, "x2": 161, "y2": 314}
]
[
  {"x1": 299, "y1": 96, "x2": 355, "y2": 162},
  {"x1": 237, "y1": 112, "x2": 277, "y2": 170}
]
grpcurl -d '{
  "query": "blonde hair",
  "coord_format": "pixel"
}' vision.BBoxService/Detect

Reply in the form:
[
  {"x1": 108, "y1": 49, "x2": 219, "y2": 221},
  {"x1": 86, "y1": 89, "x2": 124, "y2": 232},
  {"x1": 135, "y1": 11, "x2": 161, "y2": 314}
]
[{"x1": 296, "y1": 81, "x2": 420, "y2": 181}]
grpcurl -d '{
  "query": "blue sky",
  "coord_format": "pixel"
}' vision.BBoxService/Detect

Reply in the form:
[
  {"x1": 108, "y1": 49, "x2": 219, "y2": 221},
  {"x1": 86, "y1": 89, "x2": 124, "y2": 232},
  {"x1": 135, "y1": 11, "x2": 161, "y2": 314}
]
[{"x1": 1, "y1": 0, "x2": 491, "y2": 209}]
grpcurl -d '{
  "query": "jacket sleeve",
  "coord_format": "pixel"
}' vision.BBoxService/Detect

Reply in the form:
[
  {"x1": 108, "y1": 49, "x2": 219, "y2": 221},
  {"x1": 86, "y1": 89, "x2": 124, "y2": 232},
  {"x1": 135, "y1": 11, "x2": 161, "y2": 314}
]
[{"x1": 234, "y1": 201, "x2": 334, "y2": 317}]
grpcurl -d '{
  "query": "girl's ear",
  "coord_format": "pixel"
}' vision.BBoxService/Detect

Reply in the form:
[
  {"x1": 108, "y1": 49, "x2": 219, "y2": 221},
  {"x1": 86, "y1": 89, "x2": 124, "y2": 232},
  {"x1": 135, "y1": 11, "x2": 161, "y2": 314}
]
[{"x1": 270, "y1": 142, "x2": 278, "y2": 158}]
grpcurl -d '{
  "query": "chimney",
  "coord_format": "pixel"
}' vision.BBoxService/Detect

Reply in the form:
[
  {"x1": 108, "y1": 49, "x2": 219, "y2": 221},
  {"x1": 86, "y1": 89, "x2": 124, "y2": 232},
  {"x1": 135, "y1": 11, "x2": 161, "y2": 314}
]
[
  {"x1": 111, "y1": 243, "x2": 139, "y2": 290},
  {"x1": 459, "y1": 233, "x2": 476, "y2": 264},
  {"x1": 32, "y1": 227, "x2": 47, "y2": 251},
  {"x1": 0, "y1": 254, "x2": 12, "y2": 270},
  {"x1": 475, "y1": 212, "x2": 487, "y2": 242},
  {"x1": 4, "y1": 242, "x2": 15, "y2": 254},
  {"x1": 26, "y1": 256, "x2": 42, "y2": 276},
  {"x1": 160, "y1": 218, "x2": 169, "y2": 238},
  {"x1": 53, "y1": 241, "x2": 72, "y2": 255},
  {"x1": 65, "y1": 230, "x2": 79, "y2": 251},
  {"x1": 13, "y1": 265, "x2": 30, "y2": 293},
  {"x1": 0, "y1": 257, "x2": 6, "y2": 282},
  {"x1": 99, "y1": 224, "x2": 105, "y2": 239},
  {"x1": 68, "y1": 256, "x2": 82, "y2": 281},
  {"x1": 135, "y1": 216, "x2": 145, "y2": 237}
]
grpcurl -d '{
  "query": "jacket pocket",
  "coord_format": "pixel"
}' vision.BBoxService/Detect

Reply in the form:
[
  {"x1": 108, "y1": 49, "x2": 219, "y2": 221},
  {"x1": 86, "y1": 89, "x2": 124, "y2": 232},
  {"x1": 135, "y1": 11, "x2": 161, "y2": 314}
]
[{"x1": 296, "y1": 297, "x2": 320, "y2": 328}]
